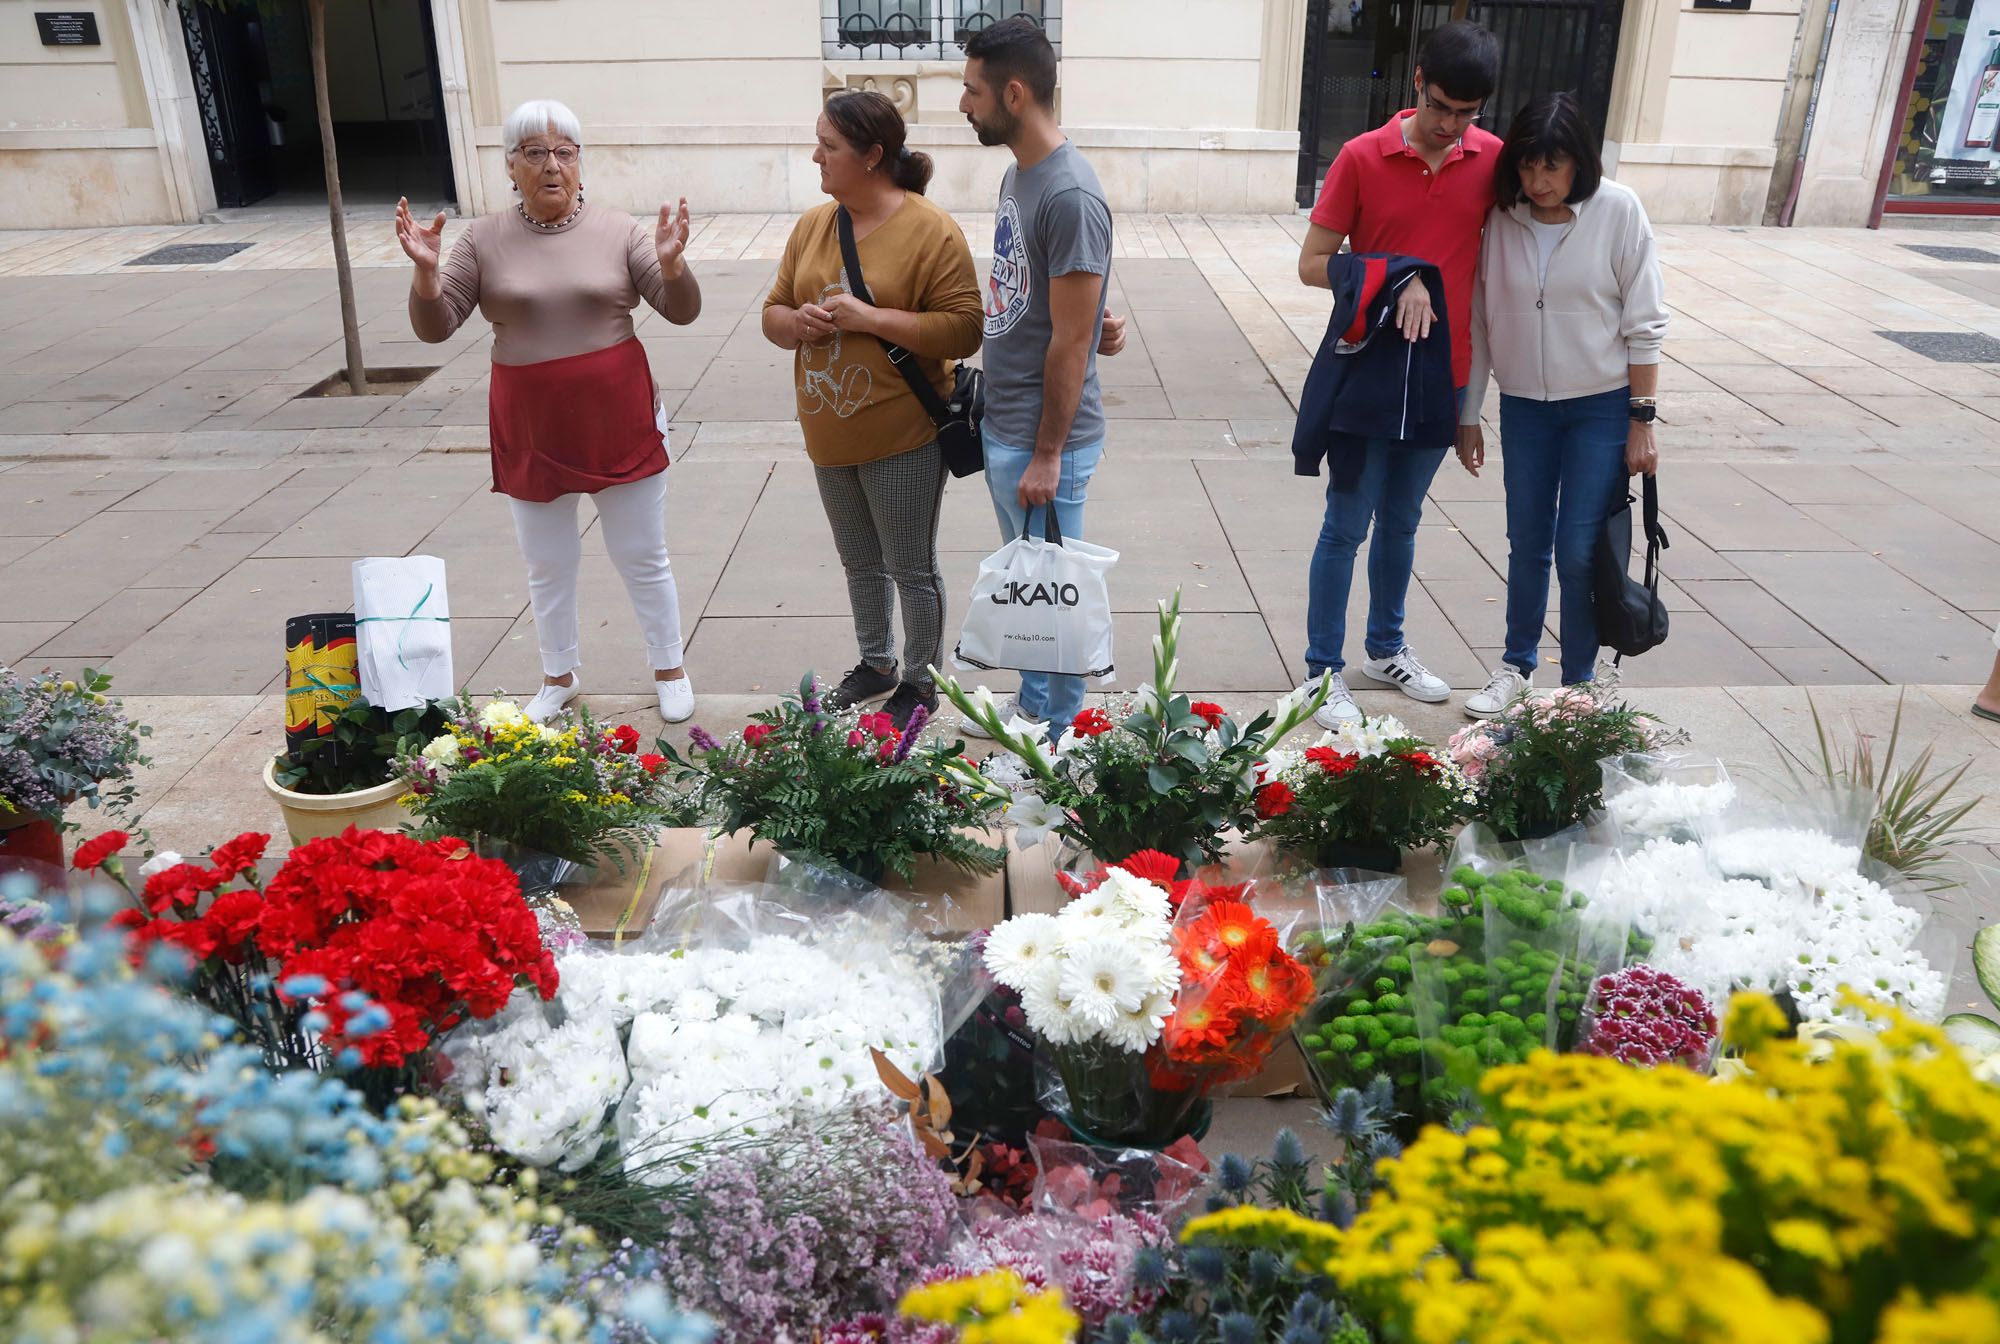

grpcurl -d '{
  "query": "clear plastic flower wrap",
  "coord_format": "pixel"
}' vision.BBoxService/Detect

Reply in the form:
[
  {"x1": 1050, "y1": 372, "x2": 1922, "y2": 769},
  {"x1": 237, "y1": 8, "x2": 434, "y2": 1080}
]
[
  {"x1": 1693, "y1": 784, "x2": 1873, "y2": 889},
  {"x1": 1025, "y1": 1131, "x2": 1208, "y2": 1223},
  {"x1": 1411, "y1": 827, "x2": 1627, "y2": 1126},
  {"x1": 441, "y1": 881, "x2": 948, "y2": 1180},
  {"x1": 1284, "y1": 870, "x2": 1415, "y2": 1113},
  {"x1": 1598, "y1": 752, "x2": 1735, "y2": 845}
]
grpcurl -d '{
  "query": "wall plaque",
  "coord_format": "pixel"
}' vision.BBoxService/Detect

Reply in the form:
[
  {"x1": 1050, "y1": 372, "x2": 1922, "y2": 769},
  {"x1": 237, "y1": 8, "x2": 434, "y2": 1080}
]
[{"x1": 35, "y1": 11, "x2": 101, "y2": 45}]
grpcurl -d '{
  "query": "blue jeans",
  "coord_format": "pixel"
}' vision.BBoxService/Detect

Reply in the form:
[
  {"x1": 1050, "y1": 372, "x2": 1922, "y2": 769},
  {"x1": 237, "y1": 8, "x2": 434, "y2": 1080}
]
[
  {"x1": 984, "y1": 434, "x2": 1105, "y2": 730},
  {"x1": 1499, "y1": 387, "x2": 1632, "y2": 685},
  {"x1": 1305, "y1": 438, "x2": 1450, "y2": 677}
]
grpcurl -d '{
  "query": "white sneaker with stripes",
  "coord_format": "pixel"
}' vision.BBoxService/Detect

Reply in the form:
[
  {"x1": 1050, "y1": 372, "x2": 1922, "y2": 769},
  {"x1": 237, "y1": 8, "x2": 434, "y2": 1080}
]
[{"x1": 1357, "y1": 646, "x2": 1451, "y2": 703}]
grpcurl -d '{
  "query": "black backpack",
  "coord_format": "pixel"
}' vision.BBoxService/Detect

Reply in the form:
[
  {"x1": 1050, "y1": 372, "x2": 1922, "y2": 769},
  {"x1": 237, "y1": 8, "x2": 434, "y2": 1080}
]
[{"x1": 1594, "y1": 474, "x2": 1670, "y2": 662}]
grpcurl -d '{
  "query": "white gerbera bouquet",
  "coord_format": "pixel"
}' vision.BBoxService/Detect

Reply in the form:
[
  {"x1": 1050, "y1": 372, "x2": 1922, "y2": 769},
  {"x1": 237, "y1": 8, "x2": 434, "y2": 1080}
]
[{"x1": 983, "y1": 867, "x2": 1191, "y2": 1143}]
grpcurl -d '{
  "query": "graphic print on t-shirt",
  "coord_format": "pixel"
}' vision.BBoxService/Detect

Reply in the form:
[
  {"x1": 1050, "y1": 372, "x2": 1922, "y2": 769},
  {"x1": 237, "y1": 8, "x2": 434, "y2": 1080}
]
[
  {"x1": 985, "y1": 196, "x2": 1031, "y2": 338},
  {"x1": 798, "y1": 272, "x2": 872, "y2": 418}
]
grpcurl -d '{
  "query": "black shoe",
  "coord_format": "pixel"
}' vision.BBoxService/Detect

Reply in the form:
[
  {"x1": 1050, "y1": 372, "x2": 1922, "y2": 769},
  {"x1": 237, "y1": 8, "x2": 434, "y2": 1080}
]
[
  {"x1": 824, "y1": 662, "x2": 899, "y2": 711},
  {"x1": 883, "y1": 681, "x2": 938, "y2": 733}
]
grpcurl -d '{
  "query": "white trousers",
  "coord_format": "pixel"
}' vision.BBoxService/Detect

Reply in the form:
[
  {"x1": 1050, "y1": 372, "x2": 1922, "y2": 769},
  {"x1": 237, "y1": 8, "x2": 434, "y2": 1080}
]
[{"x1": 506, "y1": 470, "x2": 685, "y2": 678}]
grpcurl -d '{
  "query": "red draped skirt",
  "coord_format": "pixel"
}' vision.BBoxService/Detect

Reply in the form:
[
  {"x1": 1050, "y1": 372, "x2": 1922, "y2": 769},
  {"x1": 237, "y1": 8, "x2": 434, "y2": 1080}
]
[{"x1": 489, "y1": 336, "x2": 667, "y2": 502}]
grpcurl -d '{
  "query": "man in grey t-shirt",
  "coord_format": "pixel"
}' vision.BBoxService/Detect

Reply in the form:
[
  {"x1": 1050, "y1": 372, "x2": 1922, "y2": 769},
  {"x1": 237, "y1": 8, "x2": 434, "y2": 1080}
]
[{"x1": 958, "y1": 14, "x2": 1117, "y2": 738}]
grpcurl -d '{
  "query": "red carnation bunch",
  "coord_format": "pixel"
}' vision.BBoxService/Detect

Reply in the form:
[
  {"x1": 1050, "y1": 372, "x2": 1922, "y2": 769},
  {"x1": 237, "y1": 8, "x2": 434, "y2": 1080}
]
[
  {"x1": 116, "y1": 827, "x2": 555, "y2": 1069},
  {"x1": 1153, "y1": 896, "x2": 1313, "y2": 1089}
]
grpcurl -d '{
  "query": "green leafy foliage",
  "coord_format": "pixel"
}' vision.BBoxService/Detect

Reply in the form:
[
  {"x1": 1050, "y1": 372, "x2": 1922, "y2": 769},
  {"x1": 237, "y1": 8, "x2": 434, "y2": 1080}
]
[
  {"x1": 393, "y1": 698, "x2": 673, "y2": 866},
  {"x1": 666, "y1": 675, "x2": 1003, "y2": 883},
  {"x1": 1447, "y1": 687, "x2": 1656, "y2": 841},
  {"x1": 274, "y1": 697, "x2": 451, "y2": 795}
]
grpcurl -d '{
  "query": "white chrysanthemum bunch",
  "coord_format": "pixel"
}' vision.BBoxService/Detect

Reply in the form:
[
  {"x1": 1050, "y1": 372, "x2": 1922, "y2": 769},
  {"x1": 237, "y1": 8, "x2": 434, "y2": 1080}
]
[
  {"x1": 447, "y1": 1009, "x2": 629, "y2": 1171},
  {"x1": 1586, "y1": 833, "x2": 1945, "y2": 1024},
  {"x1": 983, "y1": 868, "x2": 1182, "y2": 1053},
  {"x1": 1706, "y1": 825, "x2": 1862, "y2": 889},
  {"x1": 448, "y1": 931, "x2": 942, "y2": 1177}
]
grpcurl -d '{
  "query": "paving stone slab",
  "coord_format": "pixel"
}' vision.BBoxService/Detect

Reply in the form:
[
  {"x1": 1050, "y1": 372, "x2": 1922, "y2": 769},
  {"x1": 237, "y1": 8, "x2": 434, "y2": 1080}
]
[
  {"x1": 30, "y1": 587, "x2": 202, "y2": 659},
  {"x1": 1726, "y1": 550, "x2": 1996, "y2": 684}
]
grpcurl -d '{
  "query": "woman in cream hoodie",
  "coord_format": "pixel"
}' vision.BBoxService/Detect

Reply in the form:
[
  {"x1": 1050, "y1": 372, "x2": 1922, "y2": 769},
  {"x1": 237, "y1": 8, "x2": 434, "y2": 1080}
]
[{"x1": 1455, "y1": 92, "x2": 1669, "y2": 714}]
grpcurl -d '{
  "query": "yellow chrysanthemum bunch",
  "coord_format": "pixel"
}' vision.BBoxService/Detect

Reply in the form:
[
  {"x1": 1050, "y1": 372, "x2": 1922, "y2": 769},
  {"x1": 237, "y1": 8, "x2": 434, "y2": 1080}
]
[
  {"x1": 900, "y1": 1270, "x2": 1081, "y2": 1344},
  {"x1": 1185, "y1": 992, "x2": 2000, "y2": 1344}
]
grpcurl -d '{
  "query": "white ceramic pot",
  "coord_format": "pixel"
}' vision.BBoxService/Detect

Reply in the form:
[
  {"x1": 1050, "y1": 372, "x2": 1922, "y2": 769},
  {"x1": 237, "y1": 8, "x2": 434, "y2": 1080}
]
[{"x1": 262, "y1": 758, "x2": 412, "y2": 846}]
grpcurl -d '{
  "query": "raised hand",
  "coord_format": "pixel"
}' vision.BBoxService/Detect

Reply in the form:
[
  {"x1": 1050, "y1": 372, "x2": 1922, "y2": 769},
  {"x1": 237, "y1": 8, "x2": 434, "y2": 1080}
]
[
  {"x1": 655, "y1": 197, "x2": 692, "y2": 278},
  {"x1": 395, "y1": 197, "x2": 446, "y2": 273}
]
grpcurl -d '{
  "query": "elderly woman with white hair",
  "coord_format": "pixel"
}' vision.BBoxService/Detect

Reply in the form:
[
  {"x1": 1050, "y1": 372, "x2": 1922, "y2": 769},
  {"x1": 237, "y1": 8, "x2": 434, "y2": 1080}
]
[{"x1": 397, "y1": 99, "x2": 701, "y2": 724}]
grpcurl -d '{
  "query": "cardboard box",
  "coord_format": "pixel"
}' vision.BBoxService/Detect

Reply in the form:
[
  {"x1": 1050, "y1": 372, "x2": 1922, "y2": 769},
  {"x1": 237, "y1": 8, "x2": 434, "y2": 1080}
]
[{"x1": 572, "y1": 826, "x2": 1006, "y2": 940}]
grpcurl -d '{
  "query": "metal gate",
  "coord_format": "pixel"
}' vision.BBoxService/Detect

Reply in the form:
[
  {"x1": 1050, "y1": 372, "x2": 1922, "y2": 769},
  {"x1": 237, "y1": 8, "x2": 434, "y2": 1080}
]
[{"x1": 1296, "y1": 0, "x2": 1624, "y2": 208}]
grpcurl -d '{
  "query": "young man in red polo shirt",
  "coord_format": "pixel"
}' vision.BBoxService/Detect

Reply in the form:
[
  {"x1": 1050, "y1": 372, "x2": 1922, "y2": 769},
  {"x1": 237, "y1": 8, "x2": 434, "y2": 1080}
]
[{"x1": 1294, "y1": 21, "x2": 1501, "y2": 727}]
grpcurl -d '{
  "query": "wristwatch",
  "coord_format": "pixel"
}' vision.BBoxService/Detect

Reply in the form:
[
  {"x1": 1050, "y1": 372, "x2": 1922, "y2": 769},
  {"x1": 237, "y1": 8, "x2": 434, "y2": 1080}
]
[{"x1": 1628, "y1": 399, "x2": 1658, "y2": 424}]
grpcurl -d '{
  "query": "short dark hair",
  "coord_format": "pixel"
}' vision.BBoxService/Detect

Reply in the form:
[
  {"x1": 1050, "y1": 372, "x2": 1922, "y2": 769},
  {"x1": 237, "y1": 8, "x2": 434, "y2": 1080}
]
[
  {"x1": 963, "y1": 13, "x2": 1058, "y2": 109},
  {"x1": 824, "y1": 89, "x2": 934, "y2": 194},
  {"x1": 1493, "y1": 92, "x2": 1603, "y2": 207},
  {"x1": 1416, "y1": 21, "x2": 1500, "y2": 104}
]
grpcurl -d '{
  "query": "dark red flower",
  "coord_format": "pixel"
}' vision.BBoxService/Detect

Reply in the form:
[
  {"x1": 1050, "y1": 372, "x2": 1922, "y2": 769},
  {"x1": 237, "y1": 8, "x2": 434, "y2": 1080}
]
[
  {"x1": 610, "y1": 724, "x2": 642, "y2": 754},
  {"x1": 1071, "y1": 707, "x2": 1115, "y2": 737},
  {"x1": 743, "y1": 723, "x2": 775, "y2": 747},
  {"x1": 1189, "y1": 701, "x2": 1227, "y2": 730},
  {"x1": 859, "y1": 712, "x2": 896, "y2": 741},
  {"x1": 1254, "y1": 781, "x2": 1296, "y2": 819},
  {"x1": 1401, "y1": 750, "x2": 1441, "y2": 774},
  {"x1": 638, "y1": 752, "x2": 668, "y2": 775},
  {"x1": 72, "y1": 830, "x2": 129, "y2": 872}
]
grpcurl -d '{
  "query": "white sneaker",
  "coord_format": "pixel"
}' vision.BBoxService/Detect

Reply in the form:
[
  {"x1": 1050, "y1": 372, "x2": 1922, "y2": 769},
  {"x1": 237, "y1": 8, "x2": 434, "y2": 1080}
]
[
  {"x1": 960, "y1": 695, "x2": 1045, "y2": 740},
  {"x1": 1308, "y1": 673, "x2": 1362, "y2": 729},
  {"x1": 655, "y1": 673, "x2": 694, "y2": 724},
  {"x1": 524, "y1": 675, "x2": 582, "y2": 724},
  {"x1": 1358, "y1": 646, "x2": 1451, "y2": 703},
  {"x1": 1465, "y1": 665, "x2": 1531, "y2": 719}
]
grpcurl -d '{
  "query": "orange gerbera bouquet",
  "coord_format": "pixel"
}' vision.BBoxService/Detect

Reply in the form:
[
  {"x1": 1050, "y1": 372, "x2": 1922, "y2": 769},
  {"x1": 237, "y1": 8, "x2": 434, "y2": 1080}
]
[
  {"x1": 1031, "y1": 854, "x2": 1317, "y2": 1146},
  {"x1": 1153, "y1": 896, "x2": 1316, "y2": 1091}
]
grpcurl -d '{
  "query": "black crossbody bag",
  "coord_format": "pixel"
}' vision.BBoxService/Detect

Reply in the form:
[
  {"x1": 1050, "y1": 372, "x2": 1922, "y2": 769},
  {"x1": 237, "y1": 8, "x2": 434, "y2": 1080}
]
[
  {"x1": 835, "y1": 206, "x2": 985, "y2": 478},
  {"x1": 1593, "y1": 473, "x2": 1671, "y2": 663}
]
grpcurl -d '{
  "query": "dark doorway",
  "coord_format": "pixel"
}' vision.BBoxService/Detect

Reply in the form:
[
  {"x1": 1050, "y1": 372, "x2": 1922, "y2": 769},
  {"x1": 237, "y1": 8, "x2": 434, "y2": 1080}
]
[
  {"x1": 1296, "y1": 0, "x2": 1624, "y2": 207},
  {"x1": 179, "y1": 0, "x2": 455, "y2": 210}
]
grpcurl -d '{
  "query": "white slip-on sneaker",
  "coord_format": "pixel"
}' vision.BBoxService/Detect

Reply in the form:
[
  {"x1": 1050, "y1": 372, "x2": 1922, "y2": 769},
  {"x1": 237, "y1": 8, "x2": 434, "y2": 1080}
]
[
  {"x1": 1464, "y1": 665, "x2": 1531, "y2": 719},
  {"x1": 524, "y1": 675, "x2": 583, "y2": 724},
  {"x1": 1309, "y1": 673, "x2": 1362, "y2": 730},
  {"x1": 655, "y1": 674, "x2": 695, "y2": 724},
  {"x1": 1358, "y1": 646, "x2": 1452, "y2": 703},
  {"x1": 960, "y1": 694, "x2": 1045, "y2": 740}
]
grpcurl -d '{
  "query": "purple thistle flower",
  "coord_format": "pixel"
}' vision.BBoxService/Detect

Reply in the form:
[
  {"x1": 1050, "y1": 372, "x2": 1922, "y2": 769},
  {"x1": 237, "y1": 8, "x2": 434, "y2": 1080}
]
[{"x1": 687, "y1": 725, "x2": 721, "y2": 752}]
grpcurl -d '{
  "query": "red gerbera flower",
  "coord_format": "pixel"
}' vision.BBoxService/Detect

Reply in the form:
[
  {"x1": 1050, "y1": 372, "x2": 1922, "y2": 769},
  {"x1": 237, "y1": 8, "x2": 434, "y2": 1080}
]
[
  {"x1": 1071, "y1": 707, "x2": 1115, "y2": 737},
  {"x1": 1401, "y1": 749, "x2": 1441, "y2": 774},
  {"x1": 1254, "y1": 781, "x2": 1296, "y2": 819},
  {"x1": 72, "y1": 830, "x2": 129, "y2": 872},
  {"x1": 1112, "y1": 850, "x2": 1183, "y2": 887},
  {"x1": 1189, "y1": 701, "x2": 1227, "y2": 730}
]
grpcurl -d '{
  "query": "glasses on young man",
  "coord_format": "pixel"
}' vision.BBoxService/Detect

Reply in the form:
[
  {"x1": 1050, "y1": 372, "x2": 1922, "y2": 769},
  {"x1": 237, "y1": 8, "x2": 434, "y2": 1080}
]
[
  {"x1": 1419, "y1": 88, "x2": 1484, "y2": 126},
  {"x1": 520, "y1": 145, "x2": 580, "y2": 167}
]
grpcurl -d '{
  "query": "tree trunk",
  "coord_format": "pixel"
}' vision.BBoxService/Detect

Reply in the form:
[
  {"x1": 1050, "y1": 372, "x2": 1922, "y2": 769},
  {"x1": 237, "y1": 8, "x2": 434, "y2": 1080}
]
[{"x1": 308, "y1": 0, "x2": 367, "y2": 396}]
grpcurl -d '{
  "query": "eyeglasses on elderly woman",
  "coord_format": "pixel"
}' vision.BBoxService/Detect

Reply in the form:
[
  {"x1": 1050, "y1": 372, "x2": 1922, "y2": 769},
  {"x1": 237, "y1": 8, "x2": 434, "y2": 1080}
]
[{"x1": 518, "y1": 144, "x2": 580, "y2": 167}]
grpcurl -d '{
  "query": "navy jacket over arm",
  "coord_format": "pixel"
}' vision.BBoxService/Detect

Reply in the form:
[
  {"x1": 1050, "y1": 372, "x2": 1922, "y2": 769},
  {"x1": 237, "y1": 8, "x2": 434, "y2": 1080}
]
[{"x1": 1290, "y1": 252, "x2": 1458, "y2": 490}]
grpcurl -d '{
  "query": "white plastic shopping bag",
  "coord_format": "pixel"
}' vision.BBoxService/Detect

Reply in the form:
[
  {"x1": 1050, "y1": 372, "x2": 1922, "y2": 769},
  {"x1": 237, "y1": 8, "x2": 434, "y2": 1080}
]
[
  {"x1": 953, "y1": 508, "x2": 1118, "y2": 681},
  {"x1": 352, "y1": 555, "x2": 453, "y2": 710}
]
